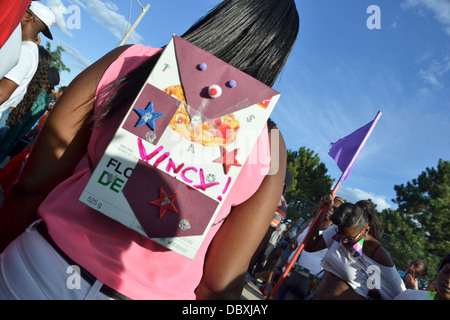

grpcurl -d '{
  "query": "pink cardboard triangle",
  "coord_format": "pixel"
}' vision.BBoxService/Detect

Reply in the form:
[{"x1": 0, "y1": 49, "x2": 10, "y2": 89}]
[
  {"x1": 122, "y1": 160, "x2": 219, "y2": 238},
  {"x1": 174, "y1": 36, "x2": 279, "y2": 122}
]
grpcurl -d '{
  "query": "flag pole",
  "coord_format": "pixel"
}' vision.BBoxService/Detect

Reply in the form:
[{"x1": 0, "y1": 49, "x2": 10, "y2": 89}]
[
  {"x1": 117, "y1": 3, "x2": 150, "y2": 47},
  {"x1": 267, "y1": 110, "x2": 382, "y2": 300},
  {"x1": 266, "y1": 174, "x2": 343, "y2": 300}
]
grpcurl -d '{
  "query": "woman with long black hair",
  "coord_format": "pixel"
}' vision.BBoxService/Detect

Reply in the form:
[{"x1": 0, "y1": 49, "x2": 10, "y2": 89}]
[
  {"x1": 0, "y1": 0, "x2": 299, "y2": 300},
  {"x1": 0, "y1": 46, "x2": 53, "y2": 163}
]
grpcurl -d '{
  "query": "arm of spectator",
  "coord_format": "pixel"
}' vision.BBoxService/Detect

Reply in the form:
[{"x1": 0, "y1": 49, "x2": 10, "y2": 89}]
[{"x1": 0, "y1": 77, "x2": 18, "y2": 106}]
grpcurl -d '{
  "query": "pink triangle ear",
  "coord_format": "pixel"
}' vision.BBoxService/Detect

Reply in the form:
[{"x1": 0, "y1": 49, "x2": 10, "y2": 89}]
[{"x1": 353, "y1": 238, "x2": 365, "y2": 255}]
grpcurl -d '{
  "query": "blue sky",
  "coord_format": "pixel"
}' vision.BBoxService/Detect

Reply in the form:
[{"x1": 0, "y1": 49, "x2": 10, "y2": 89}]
[{"x1": 42, "y1": 0, "x2": 450, "y2": 211}]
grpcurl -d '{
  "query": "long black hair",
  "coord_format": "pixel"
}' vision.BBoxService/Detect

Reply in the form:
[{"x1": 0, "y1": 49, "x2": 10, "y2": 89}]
[
  {"x1": 93, "y1": 0, "x2": 299, "y2": 126},
  {"x1": 7, "y1": 45, "x2": 51, "y2": 126},
  {"x1": 330, "y1": 201, "x2": 381, "y2": 241},
  {"x1": 181, "y1": 0, "x2": 299, "y2": 87},
  {"x1": 355, "y1": 200, "x2": 381, "y2": 241}
]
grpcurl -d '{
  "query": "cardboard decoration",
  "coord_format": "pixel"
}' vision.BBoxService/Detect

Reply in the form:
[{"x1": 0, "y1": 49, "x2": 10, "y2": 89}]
[
  {"x1": 122, "y1": 160, "x2": 219, "y2": 238},
  {"x1": 122, "y1": 83, "x2": 182, "y2": 145},
  {"x1": 173, "y1": 36, "x2": 279, "y2": 122},
  {"x1": 79, "y1": 35, "x2": 280, "y2": 259}
]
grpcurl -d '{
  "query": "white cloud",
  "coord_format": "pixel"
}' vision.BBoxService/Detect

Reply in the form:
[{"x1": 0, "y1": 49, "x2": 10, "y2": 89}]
[
  {"x1": 418, "y1": 55, "x2": 450, "y2": 88},
  {"x1": 55, "y1": 37, "x2": 92, "y2": 71},
  {"x1": 45, "y1": 0, "x2": 73, "y2": 38},
  {"x1": 336, "y1": 187, "x2": 392, "y2": 211},
  {"x1": 402, "y1": 0, "x2": 450, "y2": 35},
  {"x1": 104, "y1": 2, "x2": 119, "y2": 12},
  {"x1": 73, "y1": 0, "x2": 144, "y2": 44}
]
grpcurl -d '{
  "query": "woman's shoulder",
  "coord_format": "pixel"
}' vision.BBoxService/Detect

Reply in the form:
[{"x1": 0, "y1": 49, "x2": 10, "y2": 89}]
[
  {"x1": 90, "y1": 44, "x2": 160, "y2": 79},
  {"x1": 365, "y1": 240, "x2": 394, "y2": 268}
]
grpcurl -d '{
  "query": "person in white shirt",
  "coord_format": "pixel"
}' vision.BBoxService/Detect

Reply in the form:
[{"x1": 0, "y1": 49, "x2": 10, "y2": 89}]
[
  {"x1": 0, "y1": 24, "x2": 22, "y2": 80},
  {"x1": 0, "y1": 2, "x2": 55, "y2": 121},
  {"x1": 273, "y1": 195, "x2": 344, "y2": 300},
  {"x1": 304, "y1": 199, "x2": 406, "y2": 299},
  {"x1": 0, "y1": 0, "x2": 31, "y2": 79}
]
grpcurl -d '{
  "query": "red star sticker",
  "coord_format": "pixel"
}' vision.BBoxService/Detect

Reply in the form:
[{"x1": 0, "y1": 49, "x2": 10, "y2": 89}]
[
  {"x1": 213, "y1": 145, "x2": 242, "y2": 174},
  {"x1": 149, "y1": 187, "x2": 179, "y2": 218}
]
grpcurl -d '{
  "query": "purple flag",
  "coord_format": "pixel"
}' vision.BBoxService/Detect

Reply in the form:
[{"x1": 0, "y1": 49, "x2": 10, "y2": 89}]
[{"x1": 328, "y1": 111, "x2": 382, "y2": 181}]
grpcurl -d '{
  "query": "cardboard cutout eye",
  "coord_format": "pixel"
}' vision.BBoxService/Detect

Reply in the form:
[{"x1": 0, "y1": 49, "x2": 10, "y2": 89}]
[
  {"x1": 227, "y1": 80, "x2": 237, "y2": 88},
  {"x1": 197, "y1": 63, "x2": 207, "y2": 71},
  {"x1": 208, "y1": 84, "x2": 222, "y2": 98}
]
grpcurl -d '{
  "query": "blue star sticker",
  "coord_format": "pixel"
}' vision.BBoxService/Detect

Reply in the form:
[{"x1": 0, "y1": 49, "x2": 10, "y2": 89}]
[{"x1": 134, "y1": 101, "x2": 164, "y2": 130}]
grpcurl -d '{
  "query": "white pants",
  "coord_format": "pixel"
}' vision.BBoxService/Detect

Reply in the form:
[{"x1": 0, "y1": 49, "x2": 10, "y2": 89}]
[{"x1": 0, "y1": 221, "x2": 113, "y2": 300}]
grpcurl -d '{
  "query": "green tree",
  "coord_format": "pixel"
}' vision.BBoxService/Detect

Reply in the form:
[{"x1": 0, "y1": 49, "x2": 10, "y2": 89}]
[
  {"x1": 386, "y1": 159, "x2": 450, "y2": 257},
  {"x1": 45, "y1": 41, "x2": 71, "y2": 73},
  {"x1": 379, "y1": 208, "x2": 425, "y2": 247},
  {"x1": 286, "y1": 147, "x2": 334, "y2": 202},
  {"x1": 285, "y1": 147, "x2": 333, "y2": 221}
]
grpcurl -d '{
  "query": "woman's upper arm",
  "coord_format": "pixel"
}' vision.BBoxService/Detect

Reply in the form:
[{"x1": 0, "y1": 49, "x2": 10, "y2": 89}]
[
  {"x1": 16, "y1": 45, "x2": 132, "y2": 194},
  {"x1": 0, "y1": 46, "x2": 132, "y2": 250},
  {"x1": 196, "y1": 128, "x2": 287, "y2": 299},
  {"x1": 303, "y1": 226, "x2": 327, "y2": 252}
]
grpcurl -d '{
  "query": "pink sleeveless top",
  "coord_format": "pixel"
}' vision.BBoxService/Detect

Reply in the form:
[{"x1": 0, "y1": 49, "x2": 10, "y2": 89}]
[{"x1": 38, "y1": 45, "x2": 271, "y2": 300}]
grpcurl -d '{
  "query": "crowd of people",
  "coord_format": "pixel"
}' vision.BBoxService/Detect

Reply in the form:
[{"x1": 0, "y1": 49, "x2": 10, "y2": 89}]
[
  {"x1": 0, "y1": 2, "x2": 65, "y2": 205},
  {"x1": 0, "y1": 0, "x2": 448, "y2": 301},
  {"x1": 248, "y1": 193, "x2": 449, "y2": 300}
]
